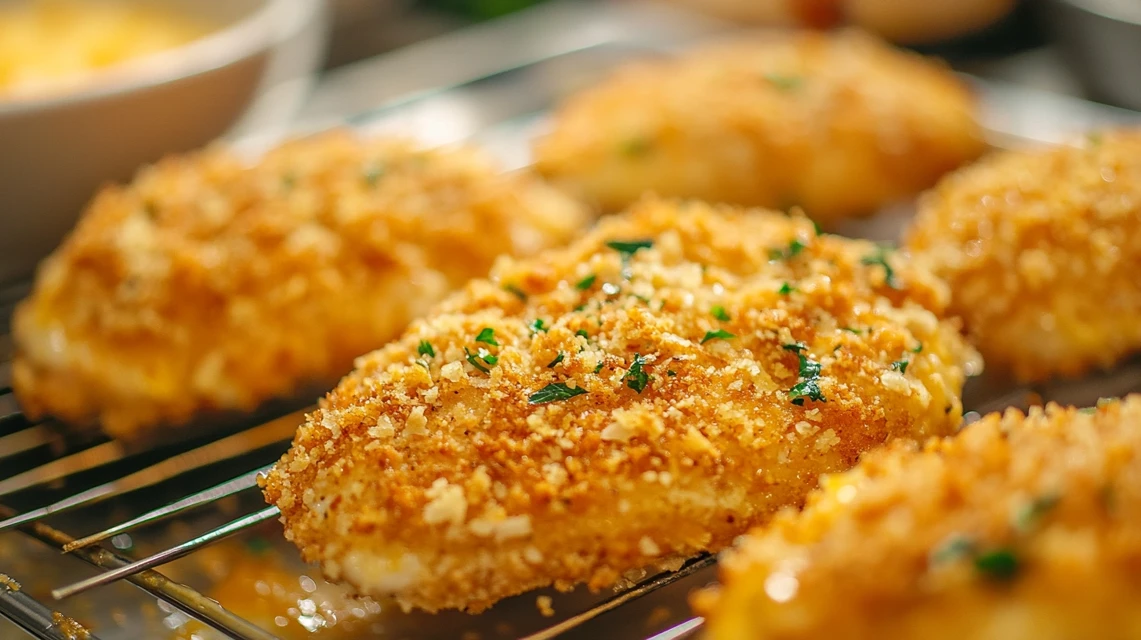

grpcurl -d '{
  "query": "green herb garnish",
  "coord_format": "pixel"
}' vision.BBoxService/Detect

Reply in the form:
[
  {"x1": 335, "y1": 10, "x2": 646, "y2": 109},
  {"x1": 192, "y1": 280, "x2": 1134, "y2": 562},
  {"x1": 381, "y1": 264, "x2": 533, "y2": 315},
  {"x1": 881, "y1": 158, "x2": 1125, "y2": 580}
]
[
  {"x1": 975, "y1": 548, "x2": 1020, "y2": 581},
  {"x1": 547, "y1": 352, "x2": 565, "y2": 368},
  {"x1": 530, "y1": 319, "x2": 549, "y2": 334},
  {"x1": 503, "y1": 284, "x2": 527, "y2": 301},
  {"x1": 765, "y1": 73, "x2": 803, "y2": 91},
  {"x1": 624, "y1": 354, "x2": 650, "y2": 394},
  {"x1": 475, "y1": 328, "x2": 499, "y2": 346},
  {"x1": 711, "y1": 305, "x2": 730, "y2": 322},
  {"x1": 464, "y1": 347, "x2": 497, "y2": 374},
  {"x1": 363, "y1": 163, "x2": 385, "y2": 186},
  {"x1": 701, "y1": 329, "x2": 736, "y2": 344},
  {"x1": 606, "y1": 239, "x2": 654, "y2": 258},
  {"x1": 929, "y1": 534, "x2": 976, "y2": 565},
  {"x1": 786, "y1": 344, "x2": 825, "y2": 405},
  {"x1": 667, "y1": 370, "x2": 677, "y2": 377},
  {"x1": 594, "y1": 361, "x2": 605, "y2": 374},
  {"x1": 576, "y1": 274, "x2": 597, "y2": 290},
  {"x1": 842, "y1": 327, "x2": 862, "y2": 334},
  {"x1": 778, "y1": 282, "x2": 796, "y2": 295},
  {"x1": 911, "y1": 343, "x2": 924, "y2": 353},
  {"x1": 861, "y1": 249, "x2": 901, "y2": 289},
  {"x1": 529, "y1": 382, "x2": 587, "y2": 404},
  {"x1": 1013, "y1": 493, "x2": 1060, "y2": 533},
  {"x1": 891, "y1": 360, "x2": 909, "y2": 374},
  {"x1": 769, "y1": 239, "x2": 807, "y2": 261},
  {"x1": 621, "y1": 137, "x2": 653, "y2": 157},
  {"x1": 575, "y1": 329, "x2": 590, "y2": 339},
  {"x1": 417, "y1": 340, "x2": 436, "y2": 358}
]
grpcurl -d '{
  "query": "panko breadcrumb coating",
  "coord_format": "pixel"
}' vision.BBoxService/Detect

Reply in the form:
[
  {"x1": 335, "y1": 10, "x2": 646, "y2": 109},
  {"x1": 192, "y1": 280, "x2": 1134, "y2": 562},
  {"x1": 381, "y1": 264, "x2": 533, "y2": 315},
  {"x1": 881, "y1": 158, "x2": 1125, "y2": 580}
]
[
  {"x1": 261, "y1": 198, "x2": 979, "y2": 613},
  {"x1": 906, "y1": 130, "x2": 1141, "y2": 382},
  {"x1": 12, "y1": 131, "x2": 589, "y2": 440},
  {"x1": 533, "y1": 30, "x2": 984, "y2": 225},
  {"x1": 697, "y1": 396, "x2": 1141, "y2": 640}
]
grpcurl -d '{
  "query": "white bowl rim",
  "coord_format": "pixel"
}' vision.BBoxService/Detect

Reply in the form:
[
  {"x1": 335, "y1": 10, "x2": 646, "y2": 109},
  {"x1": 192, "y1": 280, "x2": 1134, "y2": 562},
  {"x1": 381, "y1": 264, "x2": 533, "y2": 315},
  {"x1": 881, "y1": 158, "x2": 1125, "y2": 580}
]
[
  {"x1": 1053, "y1": 0, "x2": 1141, "y2": 25},
  {"x1": 0, "y1": 0, "x2": 318, "y2": 116}
]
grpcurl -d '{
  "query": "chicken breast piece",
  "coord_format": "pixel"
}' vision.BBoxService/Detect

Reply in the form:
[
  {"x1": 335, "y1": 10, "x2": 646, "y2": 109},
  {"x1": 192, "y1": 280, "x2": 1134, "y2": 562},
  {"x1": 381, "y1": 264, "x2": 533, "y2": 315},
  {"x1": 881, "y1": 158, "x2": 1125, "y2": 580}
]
[
  {"x1": 697, "y1": 396, "x2": 1141, "y2": 640},
  {"x1": 905, "y1": 130, "x2": 1141, "y2": 382},
  {"x1": 12, "y1": 131, "x2": 589, "y2": 440},
  {"x1": 533, "y1": 30, "x2": 984, "y2": 225},
  {"x1": 261, "y1": 198, "x2": 980, "y2": 614}
]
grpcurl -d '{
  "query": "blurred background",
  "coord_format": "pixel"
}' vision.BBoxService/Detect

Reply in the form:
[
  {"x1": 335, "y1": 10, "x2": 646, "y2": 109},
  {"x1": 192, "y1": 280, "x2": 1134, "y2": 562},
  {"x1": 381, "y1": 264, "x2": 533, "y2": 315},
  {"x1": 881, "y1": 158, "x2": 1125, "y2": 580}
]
[{"x1": 0, "y1": 0, "x2": 1138, "y2": 283}]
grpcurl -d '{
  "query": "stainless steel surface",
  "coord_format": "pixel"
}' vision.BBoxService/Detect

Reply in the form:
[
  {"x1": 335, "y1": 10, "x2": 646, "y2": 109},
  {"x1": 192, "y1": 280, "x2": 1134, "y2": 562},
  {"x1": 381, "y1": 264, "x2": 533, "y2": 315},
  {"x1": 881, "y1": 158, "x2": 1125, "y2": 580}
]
[
  {"x1": 0, "y1": 0, "x2": 327, "y2": 286},
  {"x1": 0, "y1": 575, "x2": 103, "y2": 640},
  {"x1": 1045, "y1": 0, "x2": 1141, "y2": 111}
]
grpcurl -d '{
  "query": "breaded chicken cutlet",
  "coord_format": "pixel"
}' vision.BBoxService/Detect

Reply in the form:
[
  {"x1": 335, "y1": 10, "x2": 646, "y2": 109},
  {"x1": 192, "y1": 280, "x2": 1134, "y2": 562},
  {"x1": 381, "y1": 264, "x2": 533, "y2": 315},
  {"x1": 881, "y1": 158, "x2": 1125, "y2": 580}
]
[
  {"x1": 906, "y1": 130, "x2": 1141, "y2": 382},
  {"x1": 533, "y1": 30, "x2": 984, "y2": 225},
  {"x1": 261, "y1": 198, "x2": 980, "y2": 613},
  {"x1": 696, "y1": 396, "x2": 1141, "y2": 640},
  {"x1": 12, "y1": 131, "x2": 589, "y2": 440}
]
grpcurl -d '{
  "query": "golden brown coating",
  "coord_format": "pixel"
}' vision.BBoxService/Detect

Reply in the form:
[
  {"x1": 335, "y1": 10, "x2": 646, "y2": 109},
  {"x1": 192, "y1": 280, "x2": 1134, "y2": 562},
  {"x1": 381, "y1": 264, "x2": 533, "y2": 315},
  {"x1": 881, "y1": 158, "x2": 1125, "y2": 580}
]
[
  {"x1": 906, "y1": 130, "x2": 1141, "y2": 383},
  {"x1": 261, "y1": 198, "x2": 980, "y2": 613},
  {"x1": 533, "y1": 30, "x2": 984, "y2": 225},
  {"x1": 697, "y1": 397, "x2": 1141, "y2": 640},
  {"x1": 12, "y1": 131, "x2": 588, "y2": 440}
]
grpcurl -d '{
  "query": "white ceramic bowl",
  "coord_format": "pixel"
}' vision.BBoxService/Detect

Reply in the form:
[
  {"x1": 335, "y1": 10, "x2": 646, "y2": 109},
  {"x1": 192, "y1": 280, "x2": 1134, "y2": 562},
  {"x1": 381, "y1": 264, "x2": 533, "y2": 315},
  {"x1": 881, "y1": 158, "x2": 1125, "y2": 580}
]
[{"x1": 0, "y1": 0, "x2": 326, "y2": 285}]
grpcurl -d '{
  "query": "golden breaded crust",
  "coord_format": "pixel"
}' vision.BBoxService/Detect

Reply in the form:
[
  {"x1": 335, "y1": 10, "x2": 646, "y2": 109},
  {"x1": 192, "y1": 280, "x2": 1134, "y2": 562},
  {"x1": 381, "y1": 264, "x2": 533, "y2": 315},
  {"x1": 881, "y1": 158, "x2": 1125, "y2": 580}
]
[
  {"x1": 12, "y1": 131, "x2": 588, "y2": 440},
  {"x1": 261, "y1": 198, "x2": 979, "y2": 613},
  {"x1": 533, "y1": 30, "x2": 984, "y2": 224},
  {"x1": 906, "y1": 130, "x2": 1141, "y2": 382},
  {"x1": 697, "y1": 396, "x2": 1141, "y2": 640}
]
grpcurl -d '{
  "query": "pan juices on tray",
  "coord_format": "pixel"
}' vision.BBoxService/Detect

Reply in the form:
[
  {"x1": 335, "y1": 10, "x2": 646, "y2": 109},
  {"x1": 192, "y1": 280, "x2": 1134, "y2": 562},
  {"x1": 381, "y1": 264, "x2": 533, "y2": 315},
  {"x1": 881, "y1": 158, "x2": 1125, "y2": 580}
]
[
  {"x1": 261, "y1": 197, "x2": 981, "y2": 614},
  {"x1": 11, "y1": 131, "x2": 590, "y2": 441}
]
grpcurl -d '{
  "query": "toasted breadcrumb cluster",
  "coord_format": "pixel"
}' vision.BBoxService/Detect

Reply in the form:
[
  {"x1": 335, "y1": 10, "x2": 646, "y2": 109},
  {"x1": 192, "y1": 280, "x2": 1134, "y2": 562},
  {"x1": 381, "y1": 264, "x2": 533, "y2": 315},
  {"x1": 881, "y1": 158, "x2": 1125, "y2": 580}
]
[
  {"x1": 534, "y1": 30, "x2": 983, "y2": 224},
  {"x1": 262, "y1": 198, "x2": 979, "y2": 613},
  {"x1": 697, "y1": 396, "x2": 1141, "y2": 640},
  {"x1": 906, "y1": 130, "x2": 1141, "y2": 382},
  {"x1": 12, "y1": 131, "x2": 588, "y2": 440}
]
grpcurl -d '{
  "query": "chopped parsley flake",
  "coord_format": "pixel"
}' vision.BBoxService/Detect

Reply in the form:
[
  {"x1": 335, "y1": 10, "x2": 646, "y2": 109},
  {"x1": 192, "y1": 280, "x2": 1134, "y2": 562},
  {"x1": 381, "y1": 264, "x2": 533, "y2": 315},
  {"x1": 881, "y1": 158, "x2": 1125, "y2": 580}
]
[
  {"x1": 765, "y1": 73, "x2": 803, "y2": 91},
  {"x1": 621, "y1": 137, "x2": 653, "y2": 157},
  {"x1": 530, "y1": 319, "x2": 549, "y2": 334},
  {"x1": 1079, "y1": 407, "x2": 1098, "y2": 415},
  {"x1": 464, "y1": 347, "x2": 497, "y2": 374},
  {"x1": 1013, "y1": 493, "x2": 1060, "y2": 533},
  {"x1": 891, "y1": 360, "x2": 909, "y2": 374},
  {"x1": 842, "y1": 327, "x2": 862, "y2": 334},
  {"x1": 786, "y1": 344, "x2": 826, "y2": 405},
  {"x1": 770, "y1": 239, "x2": 807, "y2": 261},
  {"x1": 475, "y1": 328, "x2": 499, "y2": 346},
  {"x1": 576, "y1": 274, "x2": 597, "y2": 290},
  {"x1": 606, "y1": 239, "x2": 654, "y2": 258},
  {"x1": 911, "y1": 343, "x2": 924, "y2": 353},
  {"x1": 701, "y1": 329, "x2": 736, "y2": 344},
  {"x1": 417, "y1": 340, "x2": 436, "y2": 358},
  {"x1": 929, "y1": 534, "x2": 976, "y2": 565},
  {"x1": 667, "y1": 370, "x2": 677, "y2": 377},
  {"x1": 529, "y1": 382, "x2": 588, "y2": 404},
  {"x1": 594, "y1": 361, "x2": 605, "y2": 374},
  {"x1": 812, "y1": 219, "x2": 823, "y2": 236},
  {"x1": 503, "y1": 284, "x2": 527, "y2": 301},
  {"x1": 573, "y1": 303, "x2": 587, "y2": 312},
  {"x1": 546, "y1": 352, "x2": 565, "y2": 368},
  {"x1": 624, "y1": 354, "x2": 650, "y2": 394},
  {"x1": 711, "y1": 305, "x2": 731, "y2": 321},
  {"x1": 861, "y1": 249, "x2": 901, "y2": 289},
  {"x1": 363, "y1": 164, "x2": 385, "y2": 186},
  {"x1": 975, "y1": 548, "x2": 1020, "y2": 581},
  {"x1": 576, "y1": 329, "x2": 590, "y2": 339},
  {"x1": 632, "y1": 294, "x2": 653, "y2": 305},
  {"x1": 778, "y1": 282, "x2": 796, "y2": 295}
]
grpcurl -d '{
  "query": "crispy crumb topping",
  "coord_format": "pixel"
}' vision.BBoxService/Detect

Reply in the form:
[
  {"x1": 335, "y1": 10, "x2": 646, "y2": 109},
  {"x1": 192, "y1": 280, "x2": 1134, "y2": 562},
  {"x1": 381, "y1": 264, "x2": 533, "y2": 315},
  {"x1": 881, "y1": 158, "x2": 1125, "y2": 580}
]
[
  {"x1": 906, "y1": 130, "x2": 1141, "y2": 382},
  {"x1": 698, "y1": 396, "x2": 1141, "y2": 640},
  {"x1": 534, "y1": 29, "x2": 984, "y2": 223},
  {"x1": 12, "y1": 131, "x2": 588, "y2": 439},
  {"x1": 263, "y1": 197, "x2": 978, "y2": 613}
]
